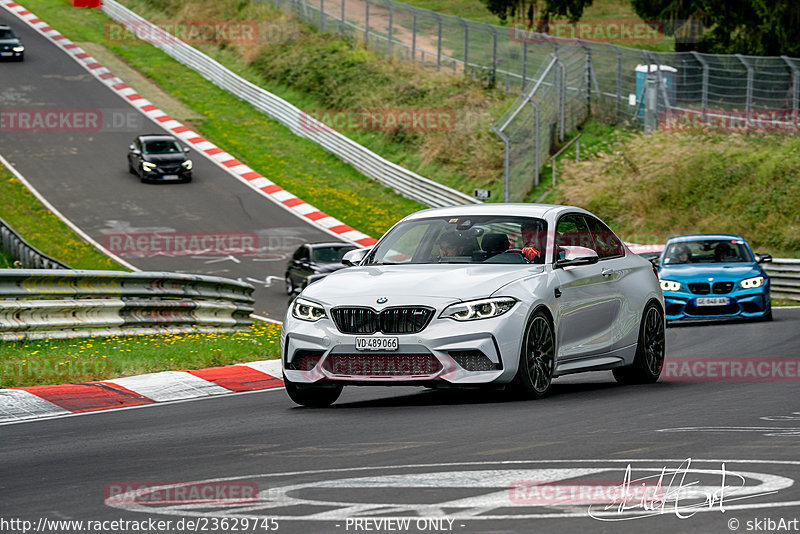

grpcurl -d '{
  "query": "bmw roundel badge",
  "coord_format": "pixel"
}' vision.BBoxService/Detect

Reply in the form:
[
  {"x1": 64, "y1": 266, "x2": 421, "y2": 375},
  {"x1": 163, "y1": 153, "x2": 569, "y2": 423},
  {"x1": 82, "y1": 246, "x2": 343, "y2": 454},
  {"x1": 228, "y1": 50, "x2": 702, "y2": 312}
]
[{"x1": 377, "y1": 297, "x2": 388, "y2": 304}]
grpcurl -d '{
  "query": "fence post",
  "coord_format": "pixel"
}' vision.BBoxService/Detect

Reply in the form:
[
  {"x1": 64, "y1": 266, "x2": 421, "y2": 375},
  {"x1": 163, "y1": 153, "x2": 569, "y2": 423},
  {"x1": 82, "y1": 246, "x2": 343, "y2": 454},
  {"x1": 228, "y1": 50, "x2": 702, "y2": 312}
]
[
  {"x1": 609, "y1": 43, "x2": 622, "y2": 124},
  {"x1": 410, "y1": 5, "x2": 417, "y2": 61},
  {"x1": 483, "y1": 22, "x2": 497, "y2": 87},
  {"x1": 458, "y1": 17, "x2": 469, "y2": 76},
  {"x1": 387, "y1": 1, "x2": 393, "y2": 57},
  {"x1": 782, "y1": 56, "x2": 799, "y2": 130},
  {"x1": 522, "y1": 40, "x2": 527, "y2": 90},
  {"x1": 434, "y1": 11, "x2": 443, "y2": 70},
  {"x1": 320, "y1": 0, "x2": 326, "y2": 31},
  {"x1": 555, "y1": 59, "x2": 565, "y2": 142},
  {"x1": 492, "y1": 127, "x2": 510, "y2": 203},
  {"x1": 364, "y1": 0, "x2": 370, "y2": 44},
  {"x1": 736, "y1": 54, "x2": 753, "y2": 123},
  {"x1": 533, "y1": 100, "x2": 540, "y2": 187},
  {"x1": 690, "y1": 51, "x2": 709, "y2": 119},
  {"x1": 339, "y1": 0, "x2": 345, "y2": 33}
]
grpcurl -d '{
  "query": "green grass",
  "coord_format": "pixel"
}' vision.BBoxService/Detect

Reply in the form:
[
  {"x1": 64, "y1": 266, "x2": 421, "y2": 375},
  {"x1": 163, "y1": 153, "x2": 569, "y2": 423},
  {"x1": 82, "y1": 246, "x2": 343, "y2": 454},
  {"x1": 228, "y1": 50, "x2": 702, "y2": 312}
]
[
  {"x1": 19, "y1": 0, "x2": 426, "y2": 238},
  {"x1": 0, "y1": 163, "x2": 123, "y2": 270},
  {"x1": 552, "y1": 129, "x2": 800, "y2": 258},
  {"x1": 0, "y1": 248, "x2": 14, "y2": 268},
  {"x1": 0, "y1": 322, "x2": 282, "y2": 388}
]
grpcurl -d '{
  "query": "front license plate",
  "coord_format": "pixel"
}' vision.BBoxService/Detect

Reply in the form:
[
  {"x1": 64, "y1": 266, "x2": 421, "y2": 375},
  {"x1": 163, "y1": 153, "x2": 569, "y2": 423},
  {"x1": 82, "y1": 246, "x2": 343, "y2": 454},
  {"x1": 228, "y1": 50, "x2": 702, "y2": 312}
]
[
  {"x1": 355, "y1": 337, "x2": 399, "y2": 351},
  {"x1": 163, "y1": 175, "x2": 180, "y2": 180},
  {"x1": 0, "y1": 52, "x2": 12, "y2": 56},
  {"x1": 696, "y1": 297, "x2": 729, "y2": 306}
]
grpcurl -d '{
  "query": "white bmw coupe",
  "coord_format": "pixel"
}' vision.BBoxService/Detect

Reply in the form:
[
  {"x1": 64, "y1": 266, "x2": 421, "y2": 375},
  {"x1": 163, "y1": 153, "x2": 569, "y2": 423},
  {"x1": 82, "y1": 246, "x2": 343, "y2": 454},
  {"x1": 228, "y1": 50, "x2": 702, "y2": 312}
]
[{"x1": 281, "y1": 204, "x2": 665, "y2": 406}]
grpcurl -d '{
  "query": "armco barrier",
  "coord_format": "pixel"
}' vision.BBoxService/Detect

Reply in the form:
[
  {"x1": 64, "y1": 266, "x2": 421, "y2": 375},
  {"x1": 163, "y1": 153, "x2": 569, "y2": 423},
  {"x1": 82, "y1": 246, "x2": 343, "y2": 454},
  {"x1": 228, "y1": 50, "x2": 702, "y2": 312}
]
[
  {"x1": 101, "y1": 0, "x2": 479, "y2": 209},
  {"x1": 0, "y1": 216, "x2": 69, "y2": 270},
  {"x1": 0, "y1": 270, "x2": 255, "y2": 340},
  {"x1": 763, "y1": 259, "x2": 800, "y2": 302}
]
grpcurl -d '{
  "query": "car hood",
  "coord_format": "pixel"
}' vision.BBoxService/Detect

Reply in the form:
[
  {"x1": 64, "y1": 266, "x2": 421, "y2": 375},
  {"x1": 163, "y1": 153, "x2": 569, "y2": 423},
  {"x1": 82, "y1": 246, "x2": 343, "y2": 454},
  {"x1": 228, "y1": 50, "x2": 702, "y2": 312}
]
[
  {"x1": 314, "y1": 262, "x2": 348, "y2": 274},
  {"x1": 0, "y1": 38, "x2": 21, "y2": 46},
  {"x1": 143, "y1": 154, "x2": 186, "y2": 164},
  {"x1": 302, "y1": 263, "x2": 544, "y2": 306},
  {"x1": 659, "y1": 262, "x2": 762, "y2": 281}
]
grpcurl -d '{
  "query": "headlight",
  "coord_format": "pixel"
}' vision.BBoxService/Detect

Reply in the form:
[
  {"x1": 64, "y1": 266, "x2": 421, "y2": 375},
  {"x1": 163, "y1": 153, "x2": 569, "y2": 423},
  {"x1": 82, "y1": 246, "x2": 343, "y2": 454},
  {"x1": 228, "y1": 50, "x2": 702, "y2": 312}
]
[
  {"x1": 181, "y1": 159, "x2": 192, "y2": 170},
  {"x1": 740, "y1": 276, "x2": 765, "y2": 289},
  {"x1": 13, "y1": 46, "x2": 24, "y2": 52},
  {"x1": 291, "y1": 298, "x2": 326, "y2": 322},
  {"x1": 441, "y1": 297, "x2": 517, "y2": 321},
  {"x1": 141, "y1": 161, "x2": 156, "y2": 172},
  {"x1": 660, "y1": 280, "x2": 681, "y2": 292}
]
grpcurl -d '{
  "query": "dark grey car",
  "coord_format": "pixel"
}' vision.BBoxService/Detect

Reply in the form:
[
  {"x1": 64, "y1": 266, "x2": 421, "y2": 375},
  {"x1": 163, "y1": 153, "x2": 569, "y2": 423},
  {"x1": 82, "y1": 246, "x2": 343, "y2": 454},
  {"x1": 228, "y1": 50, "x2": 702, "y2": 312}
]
[
  {"x1": 285, "y1": 243, "x2": 357, "y2": 294},
  {"x1": 127, "y1": 134, "x2": 192, "y2": 183},
  {"x1": 0, "y1": 25, "x2": 24, "y2": 61}
]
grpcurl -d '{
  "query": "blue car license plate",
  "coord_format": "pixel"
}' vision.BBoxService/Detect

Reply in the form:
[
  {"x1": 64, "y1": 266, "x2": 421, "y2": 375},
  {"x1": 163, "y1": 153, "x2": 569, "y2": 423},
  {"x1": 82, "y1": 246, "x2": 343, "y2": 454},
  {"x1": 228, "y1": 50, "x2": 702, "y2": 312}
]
[{"x1": 696, "y1": 297, "x2": 729, "y2": 306}]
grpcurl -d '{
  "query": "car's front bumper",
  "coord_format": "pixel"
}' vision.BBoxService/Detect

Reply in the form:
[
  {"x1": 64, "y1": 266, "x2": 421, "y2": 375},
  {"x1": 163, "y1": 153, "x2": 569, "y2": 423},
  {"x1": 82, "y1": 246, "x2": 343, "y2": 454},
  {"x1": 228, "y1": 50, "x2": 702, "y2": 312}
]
[
  {"x1": 663, "y1": 284, "x2": 770, "y2": 321},
  {"x1": 281, "y1": 305, "x2": 528, "y2": 386}
]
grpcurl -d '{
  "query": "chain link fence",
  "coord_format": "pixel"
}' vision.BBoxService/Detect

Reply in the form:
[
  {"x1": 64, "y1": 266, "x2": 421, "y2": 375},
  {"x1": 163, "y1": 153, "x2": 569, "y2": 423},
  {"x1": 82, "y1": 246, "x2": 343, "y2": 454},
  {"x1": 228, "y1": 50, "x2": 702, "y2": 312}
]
[{"x1": 261, "y1": 0, "x2": 800, "y2": 201}]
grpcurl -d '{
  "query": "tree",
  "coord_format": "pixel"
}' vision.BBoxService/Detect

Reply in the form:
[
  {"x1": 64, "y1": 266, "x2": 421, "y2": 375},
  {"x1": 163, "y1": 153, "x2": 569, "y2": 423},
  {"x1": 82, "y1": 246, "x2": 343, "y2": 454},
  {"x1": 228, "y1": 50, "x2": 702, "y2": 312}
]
[
  {"x1": 481, "y1": 0, "x2": 594, "y2": 28},
  {"x1": 630, "y1": 0, "x2": 800, "y2": 55}
]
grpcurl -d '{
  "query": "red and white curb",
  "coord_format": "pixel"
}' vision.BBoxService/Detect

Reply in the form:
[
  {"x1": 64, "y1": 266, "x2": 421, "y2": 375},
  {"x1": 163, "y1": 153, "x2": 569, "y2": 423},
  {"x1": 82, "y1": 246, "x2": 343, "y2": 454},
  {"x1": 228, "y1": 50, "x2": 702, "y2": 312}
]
[
  {"x1": 0, "y1": 0, "x2": 377, "y2": 248},
  {"x1": 0, "y1": 359, "x2": 284, "y2": 424}
]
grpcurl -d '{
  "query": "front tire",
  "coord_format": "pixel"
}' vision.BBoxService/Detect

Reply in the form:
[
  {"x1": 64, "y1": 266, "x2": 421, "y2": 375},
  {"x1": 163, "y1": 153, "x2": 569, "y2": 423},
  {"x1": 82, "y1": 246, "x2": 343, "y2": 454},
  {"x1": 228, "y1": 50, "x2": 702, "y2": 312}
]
[
  {"x1": 284, "y1": 275, "x2": 295, "y2": 295},
  {"x1": 284, "y1": 375, "x2": 342, "y2": 407},
  {"x1": 613, "y1": 301, "x2": 665, "y2": 384},
  {"x1": 509, "y1": 311, "x2": 555, "y2": 399}
]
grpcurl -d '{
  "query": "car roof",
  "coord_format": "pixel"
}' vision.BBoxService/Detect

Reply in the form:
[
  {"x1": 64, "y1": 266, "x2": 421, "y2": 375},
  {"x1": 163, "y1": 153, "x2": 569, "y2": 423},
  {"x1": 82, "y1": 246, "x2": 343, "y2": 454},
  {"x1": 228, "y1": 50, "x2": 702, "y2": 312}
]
[
  {"x1": 401, "y1": 203, "x2": 585, "y2": 222},
  {"x1": 137, "y1": 134, "x2": 179, "y2": 141},
  {"x1": 666, "y1": 234, "x2": 746, "y2": 243},
  {"x1": 307, "y1": 242, "x2": 357, "y2": 248}
]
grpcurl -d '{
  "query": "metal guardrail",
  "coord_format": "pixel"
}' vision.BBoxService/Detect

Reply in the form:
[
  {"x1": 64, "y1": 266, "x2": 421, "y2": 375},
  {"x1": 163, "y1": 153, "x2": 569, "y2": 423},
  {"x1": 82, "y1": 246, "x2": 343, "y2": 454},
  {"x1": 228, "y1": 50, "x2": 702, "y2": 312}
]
[
  {"x1": 0, "y1": 270, "x2": 255, "y2": 340},
  {"x1": 764, "y1": 259, "x2": 800, "y2": 301},
  {"x1": 0, "y1": 216, "x2": 69, "y2": 270},
  {"x1": 101, "y1": 0, "x2": 479, "y2": 209}
]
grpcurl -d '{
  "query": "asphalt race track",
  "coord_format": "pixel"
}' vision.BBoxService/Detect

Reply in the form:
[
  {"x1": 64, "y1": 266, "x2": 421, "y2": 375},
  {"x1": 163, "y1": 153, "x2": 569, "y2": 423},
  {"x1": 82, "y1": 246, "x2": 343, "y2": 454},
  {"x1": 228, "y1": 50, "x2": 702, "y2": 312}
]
[
  {"x1": 3, "y1": 310, "x2": 800, "y2": 534},
  {"x1": 0, "y1": 11, "x2": 337, "y2": 320}
]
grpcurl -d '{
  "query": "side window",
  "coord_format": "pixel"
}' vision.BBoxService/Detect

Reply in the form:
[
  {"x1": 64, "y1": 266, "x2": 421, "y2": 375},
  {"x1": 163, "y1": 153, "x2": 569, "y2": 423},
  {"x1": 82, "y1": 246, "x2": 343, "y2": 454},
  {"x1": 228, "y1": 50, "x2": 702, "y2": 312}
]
[
  {"x1": 135, "y1": 139, "x2": 142, "y2": 152},
  {"x1": 554, "y1": 214, "x2": 595, "y2": 260},
  {"x1": 293, "y1": 246, "x2": 307, "y2": 262},
  {"x1": 586, "y1": 216, "x2": 624, "y2": 259}
]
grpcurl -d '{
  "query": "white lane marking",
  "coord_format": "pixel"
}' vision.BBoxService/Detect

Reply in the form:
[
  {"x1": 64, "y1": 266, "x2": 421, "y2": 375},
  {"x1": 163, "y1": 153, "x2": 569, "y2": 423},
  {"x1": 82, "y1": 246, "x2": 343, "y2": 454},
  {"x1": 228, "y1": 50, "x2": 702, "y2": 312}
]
[
  {"x1": 103, "y1": 460, "x2": 800, "y2": 521},
  {"x1": 762, "y1": 412, "x2": 800, "y2": 421},
  {"x1": 239, "y1": 360, "x2": 283, "y2": 378},
  {"x1": 106, "y1": 371, "x2": 230, "y2": 402},
  {"x1": 657, "y1": 426, "x2": 800, "y2": 437},
  {"x1": 0, "y1": 389, "x2": 71, "y2": 423},
  {"x1": 251, "y1": 314, "x2": 282, "y2": 325}
]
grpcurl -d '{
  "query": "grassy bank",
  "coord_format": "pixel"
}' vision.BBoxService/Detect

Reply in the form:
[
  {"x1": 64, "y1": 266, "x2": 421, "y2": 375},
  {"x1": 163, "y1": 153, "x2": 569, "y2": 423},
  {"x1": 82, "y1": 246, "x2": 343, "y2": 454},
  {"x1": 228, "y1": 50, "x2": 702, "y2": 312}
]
[
  {"x1": 0, "y1": 163, "x2": 123, "y2": 270},
  {"x1": 0, "y1": 322, "x2": 282, "y2": 388},
  {"x1": 552, "y1": 131, "x2": 800, "y2": 257}
]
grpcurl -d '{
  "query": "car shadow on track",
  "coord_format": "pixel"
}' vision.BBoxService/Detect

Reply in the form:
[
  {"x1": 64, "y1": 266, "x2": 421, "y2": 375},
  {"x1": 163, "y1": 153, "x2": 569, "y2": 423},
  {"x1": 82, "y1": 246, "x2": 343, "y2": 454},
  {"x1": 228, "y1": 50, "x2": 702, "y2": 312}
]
[{"x1": 313, "y1": 379, "x2": 688, "y2": 410}]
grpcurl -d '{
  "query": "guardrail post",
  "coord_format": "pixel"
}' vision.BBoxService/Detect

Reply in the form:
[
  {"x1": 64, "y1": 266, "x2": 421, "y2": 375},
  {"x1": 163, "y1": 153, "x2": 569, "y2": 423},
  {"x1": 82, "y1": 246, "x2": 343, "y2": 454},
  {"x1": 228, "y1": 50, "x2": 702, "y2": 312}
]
[{"x1": 736, "y1": 54, "x2": 754, "y2": 123}]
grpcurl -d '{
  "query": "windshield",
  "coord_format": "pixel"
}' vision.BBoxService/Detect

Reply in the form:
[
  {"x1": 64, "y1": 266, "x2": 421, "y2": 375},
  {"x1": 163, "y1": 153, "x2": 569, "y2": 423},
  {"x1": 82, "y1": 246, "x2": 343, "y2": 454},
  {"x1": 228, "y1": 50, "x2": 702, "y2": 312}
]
[
  {"x1": 365, "y1": 216, "x2": 548, "y2": 265},
  {"x1": 0, "y1": 29, "x2": 16, "y2": 39},
  {"x1": 311, "y1": 246, "x2": 356, "y2": 263},
  {"x1": 143, "y1": 140, "x2": 182, "y2": 154},
  {"x1": 663, "y1": 239, "x2": 753, "y2": 265}
]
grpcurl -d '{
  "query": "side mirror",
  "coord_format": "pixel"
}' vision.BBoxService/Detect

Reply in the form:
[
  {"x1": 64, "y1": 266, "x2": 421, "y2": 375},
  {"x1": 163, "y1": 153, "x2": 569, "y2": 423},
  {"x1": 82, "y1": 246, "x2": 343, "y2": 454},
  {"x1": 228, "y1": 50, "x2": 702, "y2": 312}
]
[
  {"x1": 648, "y1": 255, "x2": 660, "y2": 268},
  {"x1": 555, "y1": 246, "x2": 599, "y2": 268},
  {"x1": 756, "y1": 253, "x2": 773, "y2": 264},
  {"x1": 129, "y1": 144, "x2": 136, "y2": 150},
  {"x1": 183, "y1": 146, "x2": 190, "y2": 153},
  {"x1": 342, "y1": 247, "x2": 370, "y2": 266}
]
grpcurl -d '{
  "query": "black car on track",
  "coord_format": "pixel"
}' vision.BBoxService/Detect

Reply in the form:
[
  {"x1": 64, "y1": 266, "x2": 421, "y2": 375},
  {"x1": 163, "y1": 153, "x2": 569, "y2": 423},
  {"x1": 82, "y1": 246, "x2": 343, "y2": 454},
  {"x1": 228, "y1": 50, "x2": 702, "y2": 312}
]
[
  {"x1": 285, "y1": 242, "x2": 358, "y2": 294},
  {"x1": 0, "y1": 24, "x2": 25, "y2": 61},
  {"x1": 127, "y1": 134, "x2": 192, "y2": 183}
]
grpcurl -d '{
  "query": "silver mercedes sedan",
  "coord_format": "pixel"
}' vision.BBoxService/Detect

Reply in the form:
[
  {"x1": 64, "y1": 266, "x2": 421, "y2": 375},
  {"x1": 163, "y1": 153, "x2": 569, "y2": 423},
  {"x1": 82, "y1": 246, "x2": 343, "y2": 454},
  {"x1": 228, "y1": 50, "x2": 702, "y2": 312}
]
[{"x1": 281, "y1": 204, "x2": 665, "y2": 407}]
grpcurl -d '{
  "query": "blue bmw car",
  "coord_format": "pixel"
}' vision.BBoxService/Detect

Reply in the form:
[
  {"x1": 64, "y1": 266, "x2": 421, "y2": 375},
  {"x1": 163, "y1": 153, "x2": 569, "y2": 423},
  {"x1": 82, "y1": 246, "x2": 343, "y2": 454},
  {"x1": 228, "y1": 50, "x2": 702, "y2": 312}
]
[{"x1": 657, "y1": 234, "x2": 773, "y2": 322}]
